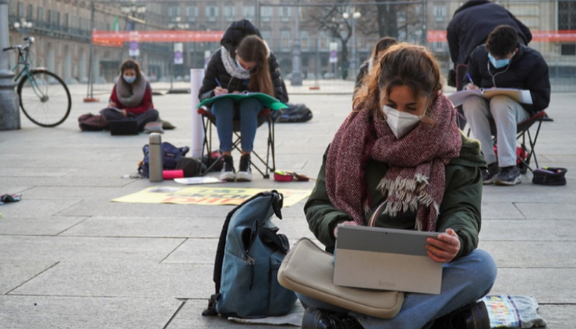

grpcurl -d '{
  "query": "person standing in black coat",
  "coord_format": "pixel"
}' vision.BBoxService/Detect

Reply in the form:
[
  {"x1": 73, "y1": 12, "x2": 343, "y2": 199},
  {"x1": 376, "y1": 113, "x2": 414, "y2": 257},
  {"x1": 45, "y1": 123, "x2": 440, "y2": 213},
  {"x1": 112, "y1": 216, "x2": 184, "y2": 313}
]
[
  {"x1": 462, "y1": 25, "x2": 550, "y2": 186},
  {"x1": 198, "y1": 19, "x2": 288, "y2": 182},
  {"x1": 447, "y1": 0, "x2": 532, "y2": 72}
]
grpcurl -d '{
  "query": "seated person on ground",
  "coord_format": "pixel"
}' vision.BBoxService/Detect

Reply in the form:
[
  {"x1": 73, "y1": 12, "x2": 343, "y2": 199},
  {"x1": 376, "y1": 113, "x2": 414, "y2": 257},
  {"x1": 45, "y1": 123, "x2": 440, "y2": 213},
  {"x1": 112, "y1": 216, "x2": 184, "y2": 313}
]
[
  {"x1": 353, "y1": 37, "x2": 397, "y2": 96},
  {"x1": 298, "y1": 43, "x2": 497, "y2": 329},
  {"x1": 198, "y1": 19, "x2": 288, "y2": 183},
  {"x1": 298, "y1": 43, "x2": 496, "y2": 328},
  {"x1": 462, "y1": 25, "x2": 550, "y2": 186},
  {"x1": 100, "y1": 59, "x2": 159, "y2": 132}
]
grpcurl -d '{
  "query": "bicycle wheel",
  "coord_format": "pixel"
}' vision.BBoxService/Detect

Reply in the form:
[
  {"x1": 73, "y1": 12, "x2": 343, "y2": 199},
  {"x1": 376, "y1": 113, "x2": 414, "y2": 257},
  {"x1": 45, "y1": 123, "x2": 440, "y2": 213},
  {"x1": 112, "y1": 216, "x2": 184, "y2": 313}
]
[{"x1": 17, "y1": 69, "x2": 71, "y2": 127}]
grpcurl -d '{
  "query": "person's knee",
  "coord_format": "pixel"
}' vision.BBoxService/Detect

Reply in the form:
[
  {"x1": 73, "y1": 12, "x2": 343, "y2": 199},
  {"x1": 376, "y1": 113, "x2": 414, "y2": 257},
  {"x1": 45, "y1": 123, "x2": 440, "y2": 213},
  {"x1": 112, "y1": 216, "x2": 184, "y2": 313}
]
[
  {"x1": 489, "y1": 95, "x2": 515, "y2": 114},
  {"x1": 239, "y1": 98, "x2": 264, "y2": 112},
  {"x1": 149, "y1": 109, "x2": 159, "y2": 121},
  {"x1": 468, "y1": 249, "x2": 498, "y2": 291},
  {"x1": 212, "y1": 98, "x2": 235, "y2": 112},
  {"x1": 462, "y1": 96, "x2": 484, "y2": 115}
]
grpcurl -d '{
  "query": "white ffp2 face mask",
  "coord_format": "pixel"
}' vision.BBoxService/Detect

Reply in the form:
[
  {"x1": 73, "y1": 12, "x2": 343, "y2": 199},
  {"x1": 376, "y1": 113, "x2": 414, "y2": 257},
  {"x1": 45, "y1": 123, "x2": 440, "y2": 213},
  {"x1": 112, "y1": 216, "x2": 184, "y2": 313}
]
[{"x1": 382, "y1": 105, "x2": 422, "y2": 139}]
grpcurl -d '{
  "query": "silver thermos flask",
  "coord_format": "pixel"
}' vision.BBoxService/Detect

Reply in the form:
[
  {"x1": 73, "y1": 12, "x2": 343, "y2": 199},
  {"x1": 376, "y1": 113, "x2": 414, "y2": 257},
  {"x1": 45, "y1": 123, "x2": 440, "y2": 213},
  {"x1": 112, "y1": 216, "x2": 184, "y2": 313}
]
[{"x1": 149, "y1": 133, "x2": 163, "y2": 182}]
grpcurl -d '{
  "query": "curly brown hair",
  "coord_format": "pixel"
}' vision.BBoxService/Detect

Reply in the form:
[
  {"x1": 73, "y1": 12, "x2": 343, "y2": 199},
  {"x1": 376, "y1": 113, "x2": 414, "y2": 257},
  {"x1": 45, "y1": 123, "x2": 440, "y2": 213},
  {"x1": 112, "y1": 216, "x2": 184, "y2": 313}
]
[{"x1": 353, "y1": 43, "x2": 442, "y2": 123}]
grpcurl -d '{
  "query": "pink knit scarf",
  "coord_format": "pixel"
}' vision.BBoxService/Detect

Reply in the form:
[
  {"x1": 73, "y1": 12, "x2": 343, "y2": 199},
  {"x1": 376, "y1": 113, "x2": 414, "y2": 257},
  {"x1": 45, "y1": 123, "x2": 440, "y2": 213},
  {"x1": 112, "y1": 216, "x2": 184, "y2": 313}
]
[{"x1": 325, "y1": 94, "x2": 462, "y2": 231}]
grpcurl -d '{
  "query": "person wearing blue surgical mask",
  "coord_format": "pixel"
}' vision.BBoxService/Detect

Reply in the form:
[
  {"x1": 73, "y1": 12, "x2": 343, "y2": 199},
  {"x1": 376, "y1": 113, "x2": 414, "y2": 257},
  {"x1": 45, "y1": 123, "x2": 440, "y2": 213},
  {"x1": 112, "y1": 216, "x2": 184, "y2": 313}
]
[
  {"x1": 99, "y1": 59, "x2": 160, "y2": 132},
  {"x1": 462, "y1": 25, "x2": 550, "y2": 186},
  {"x1": 298, "y1": 43, "x2": 496, "y2": 329}
]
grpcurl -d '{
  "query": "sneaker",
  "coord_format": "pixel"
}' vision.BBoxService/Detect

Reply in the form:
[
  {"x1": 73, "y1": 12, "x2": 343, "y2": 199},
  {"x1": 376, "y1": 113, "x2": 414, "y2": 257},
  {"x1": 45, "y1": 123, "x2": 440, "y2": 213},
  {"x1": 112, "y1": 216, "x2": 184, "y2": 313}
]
[
  {"x1": 495, "y1": 166, "x2": 521, "y2": 186},
  {"x1": 301, "y1": 308, "x2": 363, "y2": 329},
  {"x1": 219, "y1": 155, "x2": 236, "y2": 182},
  {"x1": 431, "y1": 301, "x2": 490, "y2": 329},
  {"x1": 236, "y1": 154, "x2": 252, "y2": 182},
  {"x1": 482, "y1": 162, "x2": 500, "y2": 185}
]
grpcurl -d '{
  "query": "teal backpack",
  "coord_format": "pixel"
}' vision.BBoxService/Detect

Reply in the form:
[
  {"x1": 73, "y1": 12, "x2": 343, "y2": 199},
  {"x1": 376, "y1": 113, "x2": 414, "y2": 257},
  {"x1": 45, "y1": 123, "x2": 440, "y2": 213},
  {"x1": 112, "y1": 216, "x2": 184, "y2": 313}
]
[{"x1": 202, "y1": 190, "x2": 297, "y2": 318}]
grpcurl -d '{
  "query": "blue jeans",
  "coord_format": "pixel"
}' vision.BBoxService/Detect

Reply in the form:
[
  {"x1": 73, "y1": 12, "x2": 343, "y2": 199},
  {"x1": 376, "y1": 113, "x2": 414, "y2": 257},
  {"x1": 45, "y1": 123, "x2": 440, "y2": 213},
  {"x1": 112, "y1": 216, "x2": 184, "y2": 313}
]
[
  {"x1": 210, "y1": 97, "x2": 263, "y2": 153},
  {"x1": 297, "y1": 249, "x2": 497, "y2": 329}
]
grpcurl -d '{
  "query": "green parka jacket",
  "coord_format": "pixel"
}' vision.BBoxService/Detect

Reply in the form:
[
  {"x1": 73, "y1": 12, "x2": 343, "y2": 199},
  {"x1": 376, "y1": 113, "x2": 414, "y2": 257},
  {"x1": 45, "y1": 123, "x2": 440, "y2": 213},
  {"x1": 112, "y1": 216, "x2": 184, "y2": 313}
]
[{"x1": 304, "y1": 133, "x2": 486, "y2": 260}]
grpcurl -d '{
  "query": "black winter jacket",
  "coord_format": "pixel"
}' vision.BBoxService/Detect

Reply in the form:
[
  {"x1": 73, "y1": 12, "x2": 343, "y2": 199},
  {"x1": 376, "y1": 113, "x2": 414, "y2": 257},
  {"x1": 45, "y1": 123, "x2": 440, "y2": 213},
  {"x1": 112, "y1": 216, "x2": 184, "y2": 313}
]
[
  {"x1": 447, "y1": 0, "x2": 532, "y2": 69},
  {"x1": 198, "y1": 19, "x2": 288, "y2": 103},
  {"x1": 465, "y1": 44, "x2": 550, "y2": 115}
]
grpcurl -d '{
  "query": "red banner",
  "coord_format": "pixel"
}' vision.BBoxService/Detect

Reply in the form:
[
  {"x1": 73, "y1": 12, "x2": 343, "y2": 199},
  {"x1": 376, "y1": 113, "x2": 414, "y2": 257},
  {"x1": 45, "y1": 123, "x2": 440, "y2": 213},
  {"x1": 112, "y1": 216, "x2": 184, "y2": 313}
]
[
  {"x1": 427, "y1": 30, "x2": 576, "y2": 43},
  {"x1": 92, "y1": 30, "x2": 225, "y2": 47}
]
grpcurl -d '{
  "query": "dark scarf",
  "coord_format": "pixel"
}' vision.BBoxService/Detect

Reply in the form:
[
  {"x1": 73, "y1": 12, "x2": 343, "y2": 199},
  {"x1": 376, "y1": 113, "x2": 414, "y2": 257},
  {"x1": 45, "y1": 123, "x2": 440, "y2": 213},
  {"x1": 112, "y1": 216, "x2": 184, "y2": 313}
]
[
  {"x1": 115, "y1": 73, "x2": 147, "y2": 108},
  {"x1": 325, "y1": 94, "x2": 462, "y2": 231}
]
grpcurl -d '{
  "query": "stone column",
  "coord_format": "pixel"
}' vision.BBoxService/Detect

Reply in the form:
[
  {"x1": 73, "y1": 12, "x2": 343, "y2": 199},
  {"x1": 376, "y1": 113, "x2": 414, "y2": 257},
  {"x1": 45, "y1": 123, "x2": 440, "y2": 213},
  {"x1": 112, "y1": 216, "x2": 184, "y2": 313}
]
[
  {"x1": 0, "y1": 0, "x2": 20, "y2": 130},
  {"x1": 290, "y1": 0, "x2": 302, "y2": 86}
]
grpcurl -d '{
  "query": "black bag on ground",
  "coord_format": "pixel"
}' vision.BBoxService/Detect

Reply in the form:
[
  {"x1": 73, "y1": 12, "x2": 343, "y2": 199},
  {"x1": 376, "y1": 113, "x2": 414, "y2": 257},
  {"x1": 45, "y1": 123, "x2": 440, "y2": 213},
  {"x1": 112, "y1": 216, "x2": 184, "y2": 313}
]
[
  {"x1": 532, "y1": 167, "x2": 567, "y2": 186},
  {"x1": 202, "y1": 190, "x2": 297, "y2": 319},
  {"x1": 273, "y1": 103, "x2": 313, "y2": 123},
  {"x1": 138, "y1": 142, "x2": 189, "y2": 178},
  {"x1": 78, "y1": 113, "x2": 108, "y2": 131},
  {"x1": 176, "y1": 157, "x2": 206, "y2": 177}
]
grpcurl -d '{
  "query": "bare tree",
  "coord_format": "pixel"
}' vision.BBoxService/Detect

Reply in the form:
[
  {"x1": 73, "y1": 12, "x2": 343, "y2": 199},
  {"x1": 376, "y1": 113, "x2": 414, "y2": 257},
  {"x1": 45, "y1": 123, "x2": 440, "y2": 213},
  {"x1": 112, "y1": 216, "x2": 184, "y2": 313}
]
[{"x1": 301, "y1": 3, "x2": 353, "y2": 71}]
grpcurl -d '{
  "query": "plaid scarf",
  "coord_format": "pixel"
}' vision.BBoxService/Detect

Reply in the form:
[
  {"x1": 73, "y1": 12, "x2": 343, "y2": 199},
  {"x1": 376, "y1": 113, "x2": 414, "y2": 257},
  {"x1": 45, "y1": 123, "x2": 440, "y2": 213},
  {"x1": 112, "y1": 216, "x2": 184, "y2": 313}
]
[{"x1": 325, "y1": 94, "x2": 462, "y2": 231}]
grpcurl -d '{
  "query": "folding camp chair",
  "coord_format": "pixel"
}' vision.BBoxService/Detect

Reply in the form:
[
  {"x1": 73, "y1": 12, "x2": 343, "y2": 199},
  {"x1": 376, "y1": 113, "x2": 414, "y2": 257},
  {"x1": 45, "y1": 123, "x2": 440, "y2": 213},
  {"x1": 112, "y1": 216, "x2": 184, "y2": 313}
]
[
  {"x1": 454, "y1": 64, "x2": 470, "y2": 129},
  {"x1": 489, "y1": 111, "x2": 546, "y2": 174},
  {"x1": 197, "y1": 106, "x2": 276, "y2": 179}
]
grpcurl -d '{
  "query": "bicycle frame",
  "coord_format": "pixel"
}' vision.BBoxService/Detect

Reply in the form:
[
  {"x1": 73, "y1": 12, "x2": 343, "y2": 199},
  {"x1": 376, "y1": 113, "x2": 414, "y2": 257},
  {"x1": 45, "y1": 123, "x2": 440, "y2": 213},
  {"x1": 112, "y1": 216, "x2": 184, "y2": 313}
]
[{"x1": 11, "y1": 43, "x2": 46, "y2": 100}]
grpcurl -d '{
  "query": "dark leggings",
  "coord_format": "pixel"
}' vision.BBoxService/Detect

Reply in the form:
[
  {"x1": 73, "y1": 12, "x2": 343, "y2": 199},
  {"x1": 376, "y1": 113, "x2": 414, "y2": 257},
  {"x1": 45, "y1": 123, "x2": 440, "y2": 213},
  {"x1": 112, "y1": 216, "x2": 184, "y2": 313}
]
[{"x1": 100, "y1": 108, "x2": 159, "y2": 131}]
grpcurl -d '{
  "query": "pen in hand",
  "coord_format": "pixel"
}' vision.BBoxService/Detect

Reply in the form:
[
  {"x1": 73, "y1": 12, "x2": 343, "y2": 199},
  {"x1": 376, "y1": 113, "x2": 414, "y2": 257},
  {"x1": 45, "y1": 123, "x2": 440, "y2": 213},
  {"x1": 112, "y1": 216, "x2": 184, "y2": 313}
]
[
  {"x1": 214, "y1": 78, "x2": 228, "y2": 96},
  {"x1": 215, "y1": 78, "x2": 222, "y2": 87},
  {"x1": 465, "y1": 73, "x2": 478, "y2": 90}
]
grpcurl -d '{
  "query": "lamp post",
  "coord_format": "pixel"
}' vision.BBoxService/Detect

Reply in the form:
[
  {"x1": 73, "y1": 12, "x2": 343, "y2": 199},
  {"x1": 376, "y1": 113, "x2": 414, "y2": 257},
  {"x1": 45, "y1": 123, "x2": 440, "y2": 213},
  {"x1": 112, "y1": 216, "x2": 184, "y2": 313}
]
[
  {"x1": 343, "y1": 11, "x2": 361, "y2": 76},
  {"x1": 14, "y1": 18, "x2": 33, "y2": 39},
  {"x1": 120, "y1": 2, "x2": 146, "y2": 60},
  {"x1": 168, "y1": 17, "x2": 189, "y2": 90},
  {"x1": 290, "y1": 0, "x2": 302, "y2": 86},
  {"x1": 0, "y1": 0, "x2": 20, "y2": 130}
]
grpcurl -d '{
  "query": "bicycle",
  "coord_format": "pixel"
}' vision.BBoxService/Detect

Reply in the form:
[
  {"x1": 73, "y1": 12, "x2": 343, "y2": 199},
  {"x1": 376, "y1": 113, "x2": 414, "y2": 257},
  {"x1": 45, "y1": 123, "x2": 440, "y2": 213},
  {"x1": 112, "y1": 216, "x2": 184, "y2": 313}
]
[{"x1": 3, "y1": 37, "x2": 71, "y2": 127}]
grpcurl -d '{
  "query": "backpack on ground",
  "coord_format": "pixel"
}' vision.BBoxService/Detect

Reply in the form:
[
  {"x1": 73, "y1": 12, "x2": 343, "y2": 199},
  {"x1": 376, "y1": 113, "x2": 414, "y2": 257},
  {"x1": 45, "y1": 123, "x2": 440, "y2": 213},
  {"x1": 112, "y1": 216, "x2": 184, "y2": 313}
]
[
  {"x1": 78, "y1": 113, "x2": 108, "y2": 131},
  {"x1": 273, "y1": 103, "x2": 313, "y2": 123},
  {"x1": 138, "y1": 142, "x2": 189, "y2": 178},
  {"x1": 202, "y1": 190, "x2": 297, "y2": 319}
]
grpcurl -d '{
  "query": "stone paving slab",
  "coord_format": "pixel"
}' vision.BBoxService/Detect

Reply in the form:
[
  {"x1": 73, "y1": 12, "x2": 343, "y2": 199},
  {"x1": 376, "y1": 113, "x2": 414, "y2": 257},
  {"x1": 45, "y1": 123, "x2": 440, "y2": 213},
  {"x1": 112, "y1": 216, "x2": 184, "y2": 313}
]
[
  {"x1": 0, "y1": 261, "x2": 58, "y2": 295},
  {"x1": 0, "y1": 216, "x2": 87, "y2": 236},
  {"x1": 0, "y1": 199, "x2": 82, "y2": 219},
  {"x1": 491, "y1": 268, "x2": 576, "y2": 304},
  {"x1": 481, "y1": 219, "x2": 576, "y2": 241},
  {"x1": 479, "y1": 241, "x2": 576, "y2": 267},
  {"x1": 19, "y1": 186, "x2": 149, "y2": 200},
  {"x1": 57, "y1": 197, "x2": 311, "y2": 218},
  {"x1": 537, "y1": 305, "x2": 576, "y2": 329},
  {"x1": 481, "y1": 184, "x2": 576, "y2": 203},
  {"x1": 0, "y1": 295, "x2": 181, "y2": 329},
  {"x1": 166, "y1": 299, "x2": 303, "y2": 329},
  {"x1": 9, "y1": 262, "x2": 213, "y2": 299},
  {"x1": 0, "y1": 176, "x2": 131, "y2": 188},
  {"x1": 480, "y1": 202, "x2": 526, "y2": 219},
  {"x1": 0, "y1": 236, "x2": 184, "y2": 263},
  {"x1": 60, "y1": 216, "x2": 226, "y2": 238},
  {"x1": 514, "y1": 203, "x2": 576, "y2": 220}
]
